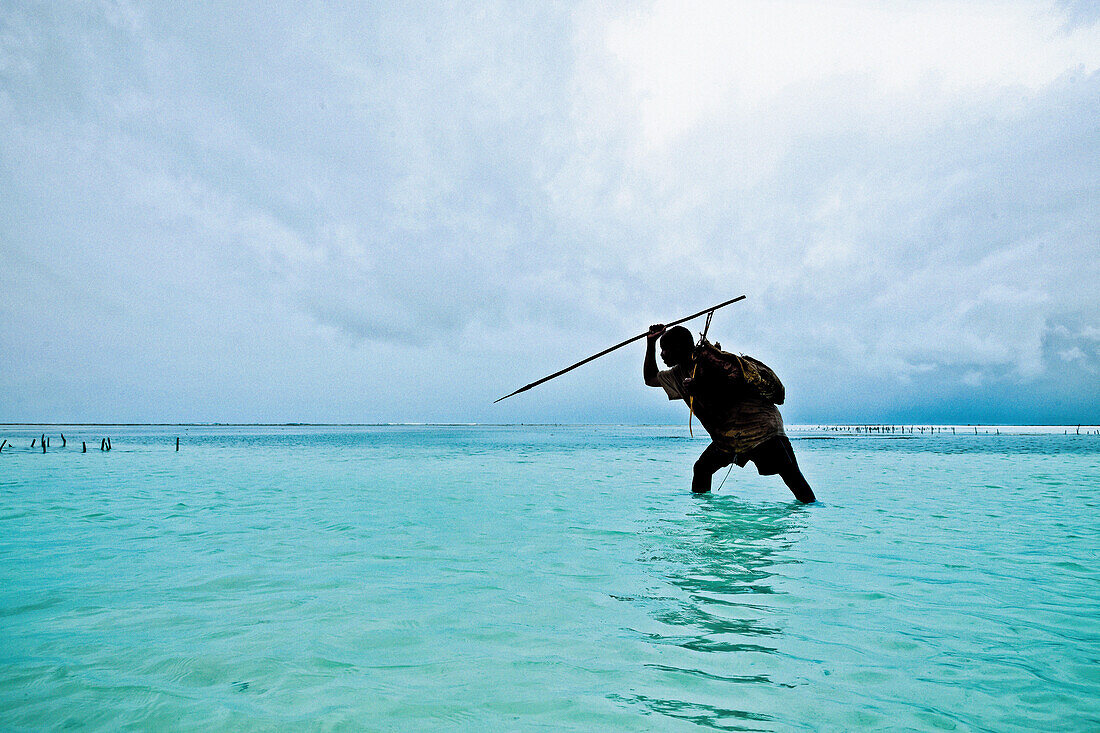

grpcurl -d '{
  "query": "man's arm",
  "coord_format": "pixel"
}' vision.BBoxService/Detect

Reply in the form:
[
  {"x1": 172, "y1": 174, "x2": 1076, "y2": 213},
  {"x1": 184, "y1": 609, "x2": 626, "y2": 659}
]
[{"x1": 643, "y1": 324, "x2": 664, "y2": 387}]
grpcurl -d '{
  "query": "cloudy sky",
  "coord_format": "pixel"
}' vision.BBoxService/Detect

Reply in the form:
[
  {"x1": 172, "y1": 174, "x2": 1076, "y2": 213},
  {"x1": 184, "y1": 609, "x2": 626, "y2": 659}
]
[{"x1": 2, "y1": 0, "x2": 1097, "y2": 424}]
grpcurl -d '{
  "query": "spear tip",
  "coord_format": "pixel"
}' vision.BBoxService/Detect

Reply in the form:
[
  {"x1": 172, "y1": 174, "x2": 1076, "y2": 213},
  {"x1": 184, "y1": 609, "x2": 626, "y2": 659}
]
[{"x1": 494, "y1": 384, "x2": 532, "y2": 403}]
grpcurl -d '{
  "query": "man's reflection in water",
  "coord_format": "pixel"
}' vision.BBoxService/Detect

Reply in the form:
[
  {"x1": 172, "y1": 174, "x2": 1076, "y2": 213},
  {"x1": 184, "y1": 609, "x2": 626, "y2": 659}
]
[{"x1": 615, "y1": 498, "x2": 809, "y2": 731}]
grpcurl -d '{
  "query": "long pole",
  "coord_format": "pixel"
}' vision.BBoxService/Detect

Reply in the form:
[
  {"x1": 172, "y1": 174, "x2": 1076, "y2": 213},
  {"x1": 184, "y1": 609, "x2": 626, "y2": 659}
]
[{"x1": 494, "y1": 295, "x2": 746, "y2": 403}]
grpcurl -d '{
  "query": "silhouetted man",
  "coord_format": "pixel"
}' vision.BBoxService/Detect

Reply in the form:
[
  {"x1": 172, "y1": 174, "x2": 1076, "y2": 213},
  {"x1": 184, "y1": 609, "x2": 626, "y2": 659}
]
[{"x1": 644, "y1": 324, "x2": 816, "y2": 503}]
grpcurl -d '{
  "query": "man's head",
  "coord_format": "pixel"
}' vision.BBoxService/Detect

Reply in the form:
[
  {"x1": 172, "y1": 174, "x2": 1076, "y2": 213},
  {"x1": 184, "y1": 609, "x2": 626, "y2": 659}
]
[{"x1": 659, "y1": 326, "x2": 694, "y2": 366}]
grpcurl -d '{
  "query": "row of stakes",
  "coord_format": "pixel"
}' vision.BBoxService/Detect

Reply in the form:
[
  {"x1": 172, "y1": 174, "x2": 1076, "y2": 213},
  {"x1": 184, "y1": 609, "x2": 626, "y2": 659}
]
[
  {"x1": 818, "y1": 425, "x2": 1095, "y2": 435},
  {"x1": 820, "y1": 425, "x2": 960, "y2": 434},
  {"x1": 822, "y1": 426, "x2": 974, "y2": 435},
  {"x1": 0, "y1": 427, "x2": 1094, "y2": 455},
  {"x1": 0, "y1": 435, "x2": 181, "y2": 454}
]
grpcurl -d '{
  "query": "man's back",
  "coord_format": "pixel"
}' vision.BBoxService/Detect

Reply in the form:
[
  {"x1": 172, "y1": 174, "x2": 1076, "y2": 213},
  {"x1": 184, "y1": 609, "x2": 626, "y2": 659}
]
[{"x1": 654, "y1": 358, "x2": 784, "y2": 454}]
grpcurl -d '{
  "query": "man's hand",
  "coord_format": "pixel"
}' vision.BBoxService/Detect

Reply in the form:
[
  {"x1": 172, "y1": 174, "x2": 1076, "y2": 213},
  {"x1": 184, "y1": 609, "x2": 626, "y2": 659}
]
[{"x1": 646, "y1": 324, "x2": 666, "y2": 342}]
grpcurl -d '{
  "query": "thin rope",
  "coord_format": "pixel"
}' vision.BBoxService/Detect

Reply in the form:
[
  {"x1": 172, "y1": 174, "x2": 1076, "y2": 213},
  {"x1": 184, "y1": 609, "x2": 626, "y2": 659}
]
[
  {"x1": 687, "y1": 310, "x2": 716, "y2": 437},
  {"x1": 688, "y1": 364, "x2": 697, "y2": 437},
  {"x1": 716, "y1": 463, "x2": 734, "y2": 492},
  {"x1": 694, "y1": 310, "x2": 730, "y2": 494}
]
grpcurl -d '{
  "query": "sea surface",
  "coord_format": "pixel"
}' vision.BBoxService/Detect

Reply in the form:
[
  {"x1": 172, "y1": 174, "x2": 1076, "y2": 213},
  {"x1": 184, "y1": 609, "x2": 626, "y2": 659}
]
[{"x1": 1, "y1": 425, "x2": 1098, "y2": 731}]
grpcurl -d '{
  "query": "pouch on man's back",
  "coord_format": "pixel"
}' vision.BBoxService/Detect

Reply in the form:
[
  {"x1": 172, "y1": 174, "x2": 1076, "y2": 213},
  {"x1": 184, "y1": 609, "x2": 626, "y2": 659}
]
[{"x1": 696, "y1": 340, "x2": 785, "y2": 405}]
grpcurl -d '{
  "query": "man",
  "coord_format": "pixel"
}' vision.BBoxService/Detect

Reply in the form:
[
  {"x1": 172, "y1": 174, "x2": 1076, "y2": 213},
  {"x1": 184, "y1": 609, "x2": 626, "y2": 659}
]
[{"x1": 643, "y1": 324, "x2": 816, "y2": 503}]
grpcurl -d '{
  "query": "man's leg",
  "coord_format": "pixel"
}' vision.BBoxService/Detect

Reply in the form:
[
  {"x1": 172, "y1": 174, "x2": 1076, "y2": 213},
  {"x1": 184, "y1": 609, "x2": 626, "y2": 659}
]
[
  {"x1": 778, "y1": 466, "x2": 816, "y2": 503},
  {"x1": 693, "y1": 442, "x2": 734, "y2": 494}
]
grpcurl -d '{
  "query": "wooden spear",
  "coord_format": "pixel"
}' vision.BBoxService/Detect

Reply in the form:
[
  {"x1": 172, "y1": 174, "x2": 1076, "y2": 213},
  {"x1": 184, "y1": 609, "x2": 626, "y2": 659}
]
[{"x1": 494, "y1": 295, "x2": 746, "y2": 404}]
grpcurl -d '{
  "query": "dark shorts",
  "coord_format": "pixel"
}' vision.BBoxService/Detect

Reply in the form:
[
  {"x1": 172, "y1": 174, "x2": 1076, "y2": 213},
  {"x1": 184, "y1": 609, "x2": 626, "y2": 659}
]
[{"x1": 700, "y1": 434, "x2": 799, "y2": 476}]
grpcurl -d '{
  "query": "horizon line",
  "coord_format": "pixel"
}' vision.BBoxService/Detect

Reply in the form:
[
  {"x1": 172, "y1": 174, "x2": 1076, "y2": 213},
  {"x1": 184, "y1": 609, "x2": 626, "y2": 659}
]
[{"x1": 1, "y1": 422, "x2": 1097, "y2": 428}]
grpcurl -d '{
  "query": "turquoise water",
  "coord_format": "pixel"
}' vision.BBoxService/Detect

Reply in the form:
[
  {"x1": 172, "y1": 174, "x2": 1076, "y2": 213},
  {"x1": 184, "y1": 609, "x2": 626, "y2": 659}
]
[{"x1": 1, "y1": 425, "x2": 1098, "y2": 730}]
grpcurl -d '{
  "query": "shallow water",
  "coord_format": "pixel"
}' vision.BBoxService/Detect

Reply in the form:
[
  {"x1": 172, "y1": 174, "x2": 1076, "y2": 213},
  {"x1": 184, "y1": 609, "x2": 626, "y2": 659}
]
[{"x1": 1, "y1": 425, "x2": 1098, "y2": 730}]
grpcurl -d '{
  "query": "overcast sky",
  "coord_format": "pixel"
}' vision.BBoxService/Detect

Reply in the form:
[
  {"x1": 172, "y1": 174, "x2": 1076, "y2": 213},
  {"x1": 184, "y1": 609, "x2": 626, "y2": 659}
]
[{"x1": 2, "y1": 0, "x2": 1098, "y2": 424}]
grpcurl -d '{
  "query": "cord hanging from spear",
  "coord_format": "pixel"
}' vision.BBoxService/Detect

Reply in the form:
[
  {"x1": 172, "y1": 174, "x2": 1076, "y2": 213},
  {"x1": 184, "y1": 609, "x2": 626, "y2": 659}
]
[
  {"x1": 494, "y1": 295, "x2": 746, "y2": 403},
  {"x1": 687, "y1": 307, "x2": 717, "y2": 438}
]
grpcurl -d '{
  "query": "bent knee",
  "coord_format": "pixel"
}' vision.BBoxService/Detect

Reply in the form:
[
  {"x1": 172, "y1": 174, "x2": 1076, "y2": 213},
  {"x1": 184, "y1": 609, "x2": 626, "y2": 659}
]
[{"x1": 693, "y1": 459, "x2": 714, "y2": 476}]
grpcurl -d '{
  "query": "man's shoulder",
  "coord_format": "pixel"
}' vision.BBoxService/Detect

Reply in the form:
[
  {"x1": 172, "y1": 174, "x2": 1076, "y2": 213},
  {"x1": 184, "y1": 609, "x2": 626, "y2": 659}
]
[
  {"x1": 655, "y1": 363, "x2": 689, "y2": 400},
  {"x1": 657, "y1": 363, "x2": 684, "y2": 378},
  {"x1": 657, "y1": 363, "x2": 692, "y2": 384}
]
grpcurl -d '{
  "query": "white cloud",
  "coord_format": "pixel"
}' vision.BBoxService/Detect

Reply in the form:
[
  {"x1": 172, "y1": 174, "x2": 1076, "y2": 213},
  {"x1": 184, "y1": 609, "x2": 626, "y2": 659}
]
[
  {"x1": 604, "y1": 0, "x2": 1100, "y2": 146},
  {"x1": 562, "y1": 0, "x2": 1099, "y2": 402},
  {"x1": 1, "y1": 0, "x2": 1097, "y2": 422}
]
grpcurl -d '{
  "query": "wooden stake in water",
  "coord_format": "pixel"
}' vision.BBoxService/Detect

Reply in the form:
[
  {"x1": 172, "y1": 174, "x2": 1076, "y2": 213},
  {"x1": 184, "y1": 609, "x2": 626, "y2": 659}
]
[{"x1": 494, "y1": 295, "x2": 747, "y2": 403}]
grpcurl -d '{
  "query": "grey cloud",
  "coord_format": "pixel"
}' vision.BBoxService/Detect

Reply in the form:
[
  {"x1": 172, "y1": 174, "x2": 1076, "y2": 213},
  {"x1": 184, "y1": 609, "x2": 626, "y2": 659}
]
[
  {"x1": 1058, "y1": 0, "x2": 1100, "y2": 28},
  {"x1": 2, "y1": 0, "x2": 1097, "y2": 423}
]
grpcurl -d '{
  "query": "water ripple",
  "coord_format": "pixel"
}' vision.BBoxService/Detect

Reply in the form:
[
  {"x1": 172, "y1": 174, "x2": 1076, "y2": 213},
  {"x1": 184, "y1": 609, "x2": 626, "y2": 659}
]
[{"x1": 1, "y1": 425, "x2": 1097, "y2": 730}]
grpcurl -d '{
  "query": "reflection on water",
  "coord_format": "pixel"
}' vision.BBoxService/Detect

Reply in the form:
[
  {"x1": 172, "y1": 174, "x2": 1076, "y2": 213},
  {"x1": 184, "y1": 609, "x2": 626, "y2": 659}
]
[{"x1": 621, "y1": 498, "x2": 808, "y2": 730}]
